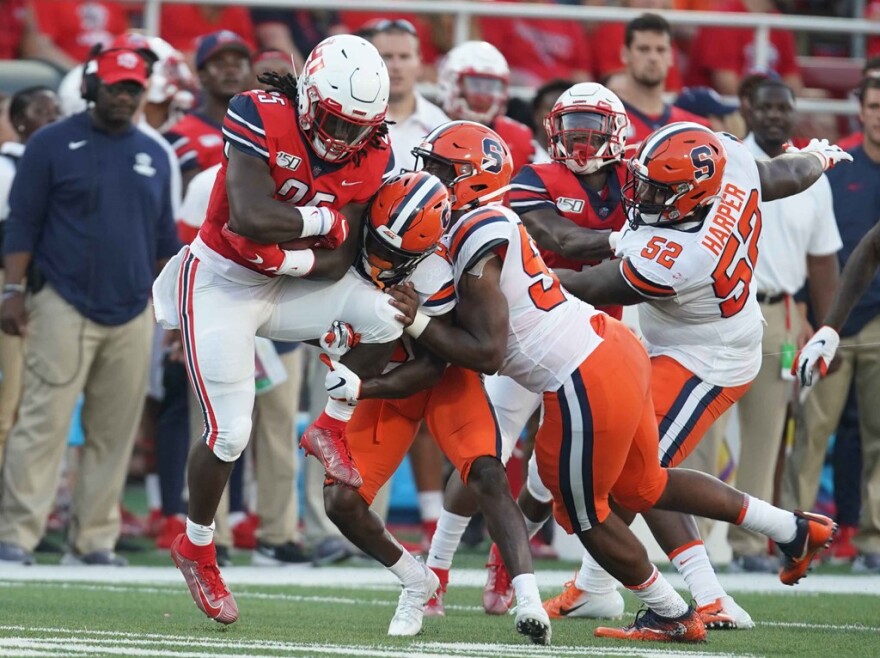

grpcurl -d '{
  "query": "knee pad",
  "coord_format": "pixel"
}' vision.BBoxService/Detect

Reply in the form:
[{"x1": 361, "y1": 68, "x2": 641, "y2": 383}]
[
  {"x1": 210, "y1": 415, "x2": 252, "y2": 462},
  {"x1": 526, "y1": 452, "x2": 554, "y2": 504}
]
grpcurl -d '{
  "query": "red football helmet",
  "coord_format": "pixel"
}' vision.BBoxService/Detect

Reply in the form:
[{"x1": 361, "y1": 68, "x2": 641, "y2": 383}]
[
  {"x1": 411, "y1": 120, "x2": 513, "y2": 211},
  {"x1": 623, "y1": 122, "x2": 727, "y2": 228},
  {"x1": 360, "y1": 171, "x2": 450, "y2": 287}
]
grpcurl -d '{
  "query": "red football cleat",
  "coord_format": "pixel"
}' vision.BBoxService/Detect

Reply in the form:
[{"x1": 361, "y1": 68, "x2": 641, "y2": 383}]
[
  {"x1": 170, "y1": 534, "x2": 239, "y2": 624},
  {"x1": 483, "y1": 543, "x2": 514, "y2": 615},
  {"x1": 300, "y1": 419, "x2": 362, "y2": 489},
  {"x1": 779, "y1": 511, "x2": 837, "y2": 586},
  {"x1": 595, "y1": 607, "x2": 707, "y2": 643}
]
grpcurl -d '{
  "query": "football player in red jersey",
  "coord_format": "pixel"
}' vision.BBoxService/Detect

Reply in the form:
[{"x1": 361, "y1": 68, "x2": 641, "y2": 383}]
[
  {"x1": 154, "y1": 34, "x2": 410, "y2": 625},
  {"x1": 438, "y1": 41, "x2": 538, "y2": 173}
]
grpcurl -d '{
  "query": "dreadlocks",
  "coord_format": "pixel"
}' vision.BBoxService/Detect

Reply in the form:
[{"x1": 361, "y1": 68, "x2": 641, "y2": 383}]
[{"x1": 257, "y1": 71, "x2": 298, "y2": 102}]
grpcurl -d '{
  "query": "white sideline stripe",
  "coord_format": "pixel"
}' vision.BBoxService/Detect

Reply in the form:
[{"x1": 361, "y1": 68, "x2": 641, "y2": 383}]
[
  {"x1": 1, "y1": 565, "x2": 878, "y2": 595},
  {"x1": 0, "y1": 628, "x2": 759, "y2": 658},
  {"x1": 2, "y1": 584, "x2": 878, "y2": 635}
]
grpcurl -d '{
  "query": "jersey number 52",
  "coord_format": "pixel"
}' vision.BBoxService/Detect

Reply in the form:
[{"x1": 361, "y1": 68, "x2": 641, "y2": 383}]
[
  {"x1": 711, "y1": 190, "x2": 761, "y2": 318},
  {"x1": 517, "y1": 225, "x2": 566, "y2": 312}
]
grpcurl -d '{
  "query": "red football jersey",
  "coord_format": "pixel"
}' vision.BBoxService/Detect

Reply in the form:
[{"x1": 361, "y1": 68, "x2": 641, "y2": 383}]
[
  {"x1": 509, "y1": 161, "x2": 627, "y2": 320},
  {"x1": 199, "y1": 90, "x2": 393, "y2": 272},
  {"x1": 164, "y1": 113, "x2": 225, "y2": 174},
  {"x1": 623, "y1": 102, "x2": 710, "y2": 150},
  {"x1": 491, "y1": 115, "x2": 535, "y2": 175}
]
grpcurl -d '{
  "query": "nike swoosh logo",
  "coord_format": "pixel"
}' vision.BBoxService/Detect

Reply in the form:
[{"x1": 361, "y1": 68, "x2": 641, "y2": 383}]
[
  {"x1": 816, "y1": 339, "x2": 826, "y2": 346},
  {"x1": 327, "y1": 380, "x2": 346, "y2": 391},
  {"x1": 191, "y1": 566, "x2": 223, "y2": 616},
  {"x1": 559, "y1": 601, "x2": 589, "y2": 616},
  {"x1": 341, "y1": 179, "x2": 362, "y2": 186},
  {"x1": 69, "y1": 140, "x2": 87, "y2": 150},
  {"x1": 247, "y1": 255, "x2": 264, "y2": 265}
]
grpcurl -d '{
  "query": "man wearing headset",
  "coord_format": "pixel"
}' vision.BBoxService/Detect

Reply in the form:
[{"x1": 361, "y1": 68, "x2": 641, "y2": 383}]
[{"x1": 0, "y1": 46, "x2": 179, "y2": 567}]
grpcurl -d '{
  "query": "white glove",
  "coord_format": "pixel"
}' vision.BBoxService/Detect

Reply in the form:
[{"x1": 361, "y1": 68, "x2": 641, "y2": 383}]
[
  {"x1": 323, "y1": 356, "x2": 362, "y2": 404},
  {"x1": 785, "y1": 138, "x2": 853, "y2": 171},
  {"x1": 320, "y1": 321, "x2": 360, "y2": 357},
  {"x1": 794, "y1": 325, "x2": 840, "y2": 387}
]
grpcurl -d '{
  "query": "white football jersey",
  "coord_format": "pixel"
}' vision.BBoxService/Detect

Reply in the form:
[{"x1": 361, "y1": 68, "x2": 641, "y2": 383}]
[
  {"x1": 615, "y1": 134, "x2": 763, "y2": 387},
  {"x1": 444, "y1": 204, "x2": 603, "y2": 393}
]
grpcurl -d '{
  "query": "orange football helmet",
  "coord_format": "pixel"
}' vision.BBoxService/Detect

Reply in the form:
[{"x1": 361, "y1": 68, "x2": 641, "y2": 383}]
[
  {"x1": 623, "y1": 122, "x2": 727, "y2": 229},
  {"x1": 411, "y1": 120, "x2": 513, "y2": 211},
  {"x1": 360, "y1": 171, "x2": 450, "y2": 287}
]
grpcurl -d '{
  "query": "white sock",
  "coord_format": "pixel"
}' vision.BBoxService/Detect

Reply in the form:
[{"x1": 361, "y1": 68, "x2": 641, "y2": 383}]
[
  {"x1": 669, "y1": 541, "x2": 726, "y2": 607},
  {"x1": 185, "y1": 518, "x2": 215, "y2": 546},
  {"x1": 523, "y1": 514, "x2": 545, "y2": 539},
  {"x1": 418, "y1": 491, "x2": 444, "y2": 523},
  {"x1": 738, "y1": 495, "x2": 798, "y2": 544},
  {"x1": 512, "y1": 572, "x2": 541, "y2": 606},
  {"x1": 388, "y1": 551, "x2": 425, "y2": 588},
  {"x1": 325, "y1": 398, "x2": 356, "y2": 422},
  {"x1": 426, "y1": 510, "x2": 470, "y2": 570},
  {"x1": 575, "y1": 550, "x2": 617, "y2": 595},
  {"x1": 145, "y1": 473, "x2": 161, "y2": 510},
  {"x1": 628, "y1": 566, "x2": 689, "y2": 619}
]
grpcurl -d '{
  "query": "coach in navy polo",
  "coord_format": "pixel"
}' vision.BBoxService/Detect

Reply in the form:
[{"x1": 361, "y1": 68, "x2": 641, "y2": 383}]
[{"x1": 0, "y1": 47, "x2": 180, "y2": 566}]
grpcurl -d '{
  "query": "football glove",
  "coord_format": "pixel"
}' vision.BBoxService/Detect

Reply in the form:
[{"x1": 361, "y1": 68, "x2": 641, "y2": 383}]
[
  {"x1": 321, "y1": 353, "x2": 361, "y2": 404},
  {"x1": 320, "y1": 321, "x2": 360, "y2": 357},
  {"x1": 784, "y1": 138, "x2": 853, "y2": 171},
  {"x1": 793, "y1": 325, "x2": 840, "y2": 387},
  {"x1": 221, "y1": 224, "x2": 315, "y2": 277}
]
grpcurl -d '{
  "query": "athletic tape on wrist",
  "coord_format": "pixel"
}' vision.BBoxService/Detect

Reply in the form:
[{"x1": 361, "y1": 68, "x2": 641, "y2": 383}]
[
  {"x1": 405, "y1": 310, "x2": 431, "y2": 339},
  {"x1": 298, "y1": 207, "x2": 329, "y2": 237},
  {"x1": 280, "y1": 249, "x2": 316, "y2": 277}
]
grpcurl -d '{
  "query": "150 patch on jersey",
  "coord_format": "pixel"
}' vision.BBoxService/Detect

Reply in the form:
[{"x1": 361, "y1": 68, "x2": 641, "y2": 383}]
[
  {"x1": 276, "y1": 151, "x2": 302, "y2": 171},
  {"x1": 555, "y1": 196, "x2": 585, "y2": 213}
]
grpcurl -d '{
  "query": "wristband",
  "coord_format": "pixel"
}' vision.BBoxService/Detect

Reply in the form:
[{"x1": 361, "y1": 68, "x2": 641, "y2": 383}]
[
  {"x1": 3, "y1": 283, "x2": 25, "y2": 294},
  {"x1": 806, "y1": 150, "x2": 829, "y2": 171},
  {"x1": 279, "y1": 249, "x2": 316, "y2": 277},
  {"x1": 404, "y1": 310, "x2": 431, "y2": 339},
  {"x1": 297, "y1": 207, "x2": 330, "y2": 238}
]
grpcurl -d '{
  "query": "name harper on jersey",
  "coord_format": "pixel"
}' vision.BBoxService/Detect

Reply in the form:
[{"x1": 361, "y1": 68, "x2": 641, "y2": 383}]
[{"x1": 700, "y1": 182, "x2": 748, "y2": 257}]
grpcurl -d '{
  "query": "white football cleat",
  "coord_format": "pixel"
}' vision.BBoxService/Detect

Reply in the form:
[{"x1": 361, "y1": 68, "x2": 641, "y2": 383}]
[
  {"x1": 387, "y1": 562, "x2": 441, "y2": 636},
  {"x1": 542, "y1": 579, "x2": 625, "y2": 619},
  {"x1": 514, "y1": 600, "x2": 552, "y2": 646}
]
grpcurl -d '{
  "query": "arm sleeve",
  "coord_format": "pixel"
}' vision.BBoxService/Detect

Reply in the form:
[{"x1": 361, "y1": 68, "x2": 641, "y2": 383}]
[
  {"x1": 3, "y1": 136, "x2": 51, "y2": 255},
  {"x1": 807, "y1": 175, "x2": 843, "y2": 256},
  {"x1": 509, "y1": 165, "x2": 556, "y2": 214},
  {"x1": 222, "y1": 93, "x2": 270, "y2": 162}
]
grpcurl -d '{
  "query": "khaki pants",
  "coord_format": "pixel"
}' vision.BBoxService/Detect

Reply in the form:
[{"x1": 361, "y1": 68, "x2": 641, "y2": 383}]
[
  {"x1": 704, "y1": 299, "x2": 797, "y2": 557},
  {"x1": 0, "y1": 285, "x2": 152, "y2": 553},
  {"x1": 782, "y1": 314, "x2": 880, "y2": 554},
  {"x1": 254, "y1": 348, "x2": 304, "y2": 545},
  {"x1": 0, "y1": 270, "x2": 24, "y2": 466}
]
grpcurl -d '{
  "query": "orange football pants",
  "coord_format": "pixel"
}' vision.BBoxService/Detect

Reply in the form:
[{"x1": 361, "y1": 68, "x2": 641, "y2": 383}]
[
  {"x1": 535, "y1": 315, "x2": 668, "y2": 534},
  {"x1": 346, "y1": 365, "x2": 501, "y2": 505},
  {"x1": 651, "y1": 356, "x2": 751, "y2": 468}
]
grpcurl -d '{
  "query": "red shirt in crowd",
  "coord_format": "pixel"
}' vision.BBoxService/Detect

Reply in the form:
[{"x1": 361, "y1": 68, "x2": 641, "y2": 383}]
[
  {"x1": 684, "y1": 0, "x2": 799, "y2": 88},
  {"x1": 478, "y1": 11, "x2": 591, "y2": 87},
  {"x1": 0, "y1": 0, "x2": 29, "y2": 59},
  {"x1": 159, "y1": 5, "x2": 256, "y2": 56},
  {"x1": 32, "y1": 0, "x2": 130, "y2": 62}
]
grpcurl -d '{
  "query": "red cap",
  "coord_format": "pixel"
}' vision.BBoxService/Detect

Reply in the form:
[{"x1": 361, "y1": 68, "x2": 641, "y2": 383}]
[{"x1": 94, "y1": 49, "x2": 149, "y2": 86}]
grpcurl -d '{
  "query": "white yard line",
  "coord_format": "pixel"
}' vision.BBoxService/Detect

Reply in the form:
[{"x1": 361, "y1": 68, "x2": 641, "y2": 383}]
[{"x1": 0, "y1": 565, "x2": 877, "y2": 596}]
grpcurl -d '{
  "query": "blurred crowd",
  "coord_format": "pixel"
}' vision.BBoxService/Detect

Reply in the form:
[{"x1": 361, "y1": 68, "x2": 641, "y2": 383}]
[{"x1": 0, "y1": 0, "x2": 878, "y2": 576}]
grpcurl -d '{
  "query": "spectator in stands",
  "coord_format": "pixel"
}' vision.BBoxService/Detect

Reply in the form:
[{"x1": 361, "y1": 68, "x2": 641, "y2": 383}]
[
  {"x1": 702, "y1": 78, "x2": 841, "y2": 573},
  {"x1": 607, "y1": 13, "x2": 708, "y2": 146},
  {"x1": 341, "y1": 12, "x2": 443, "y2": 81},
  {"x1": 479, "y1": 0, "x2": 592, "y2": 87},
  {"x1": 783, "y1": 76, "x2": 880, "y2": 575},
  {"x1": 588, "y1": 0, "x2": 684, "y2": 91},
  {"x1": 363, "y1": 19, "x2": 448, "y2": 173},
  {"x1": 31, "y1": 1, "x2": 131, "y2": 66},
  {"x1": 159, "y1": 3, "x2": 256, "y2": 63},
  {"x1": 685, "y1": 0, "x2": 802, "y2": 96},
  {"x1": 0, "y1": 0, "x2": 79, "y2": 70},
  {"x1": 0, "y1": 48, "x2": 179, "y2": 566},
  {"x1": 251, "y1": 48, "x2": 295, "y2": 83},
  {"x1": 837, "y1": 58, "x2": 880, "y2": 152},
  {"x1": 164, "y1": 30, "x2": 252, "y2": 192},
  {"x1": 674, "y1": 86, "x2": 747, "y2": 137},
  {"x1": 250, "y1": 8, "x2": 345, "y2": 74},
  {"x1": 530, "y1": 79, "x2": 575, "y2": 154},
  {"x1": 0, "y1": 86, "x2": 60, "y2": 466}
]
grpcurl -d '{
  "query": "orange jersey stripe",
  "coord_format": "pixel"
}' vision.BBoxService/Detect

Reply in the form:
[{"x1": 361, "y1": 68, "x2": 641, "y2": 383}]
[
  {"x1": 448, "y1": 208, "x2": 506, "y2": 261},
  {"x1": 620, "y1": 258, "x2": 676, "y2": 299}
]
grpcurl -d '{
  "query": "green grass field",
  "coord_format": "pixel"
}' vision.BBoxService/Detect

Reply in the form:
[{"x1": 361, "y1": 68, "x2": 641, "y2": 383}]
[{"x1": 2, "y1": 561, "x2": 878, "y2": 658}]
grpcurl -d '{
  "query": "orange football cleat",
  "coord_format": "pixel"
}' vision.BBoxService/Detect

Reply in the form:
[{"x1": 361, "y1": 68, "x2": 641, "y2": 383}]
[
  {"x1": 595, "y1": 607, "x2": 706, "y2": 643},
  {"x1": 778, "y1": 511, "x2": 837, "y2": 586}
]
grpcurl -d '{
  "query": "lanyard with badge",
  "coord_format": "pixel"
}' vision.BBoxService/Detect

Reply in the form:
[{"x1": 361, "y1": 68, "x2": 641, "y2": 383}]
[{"x1": 780, "y1": 294, "x2": 796, "y2": 380}]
